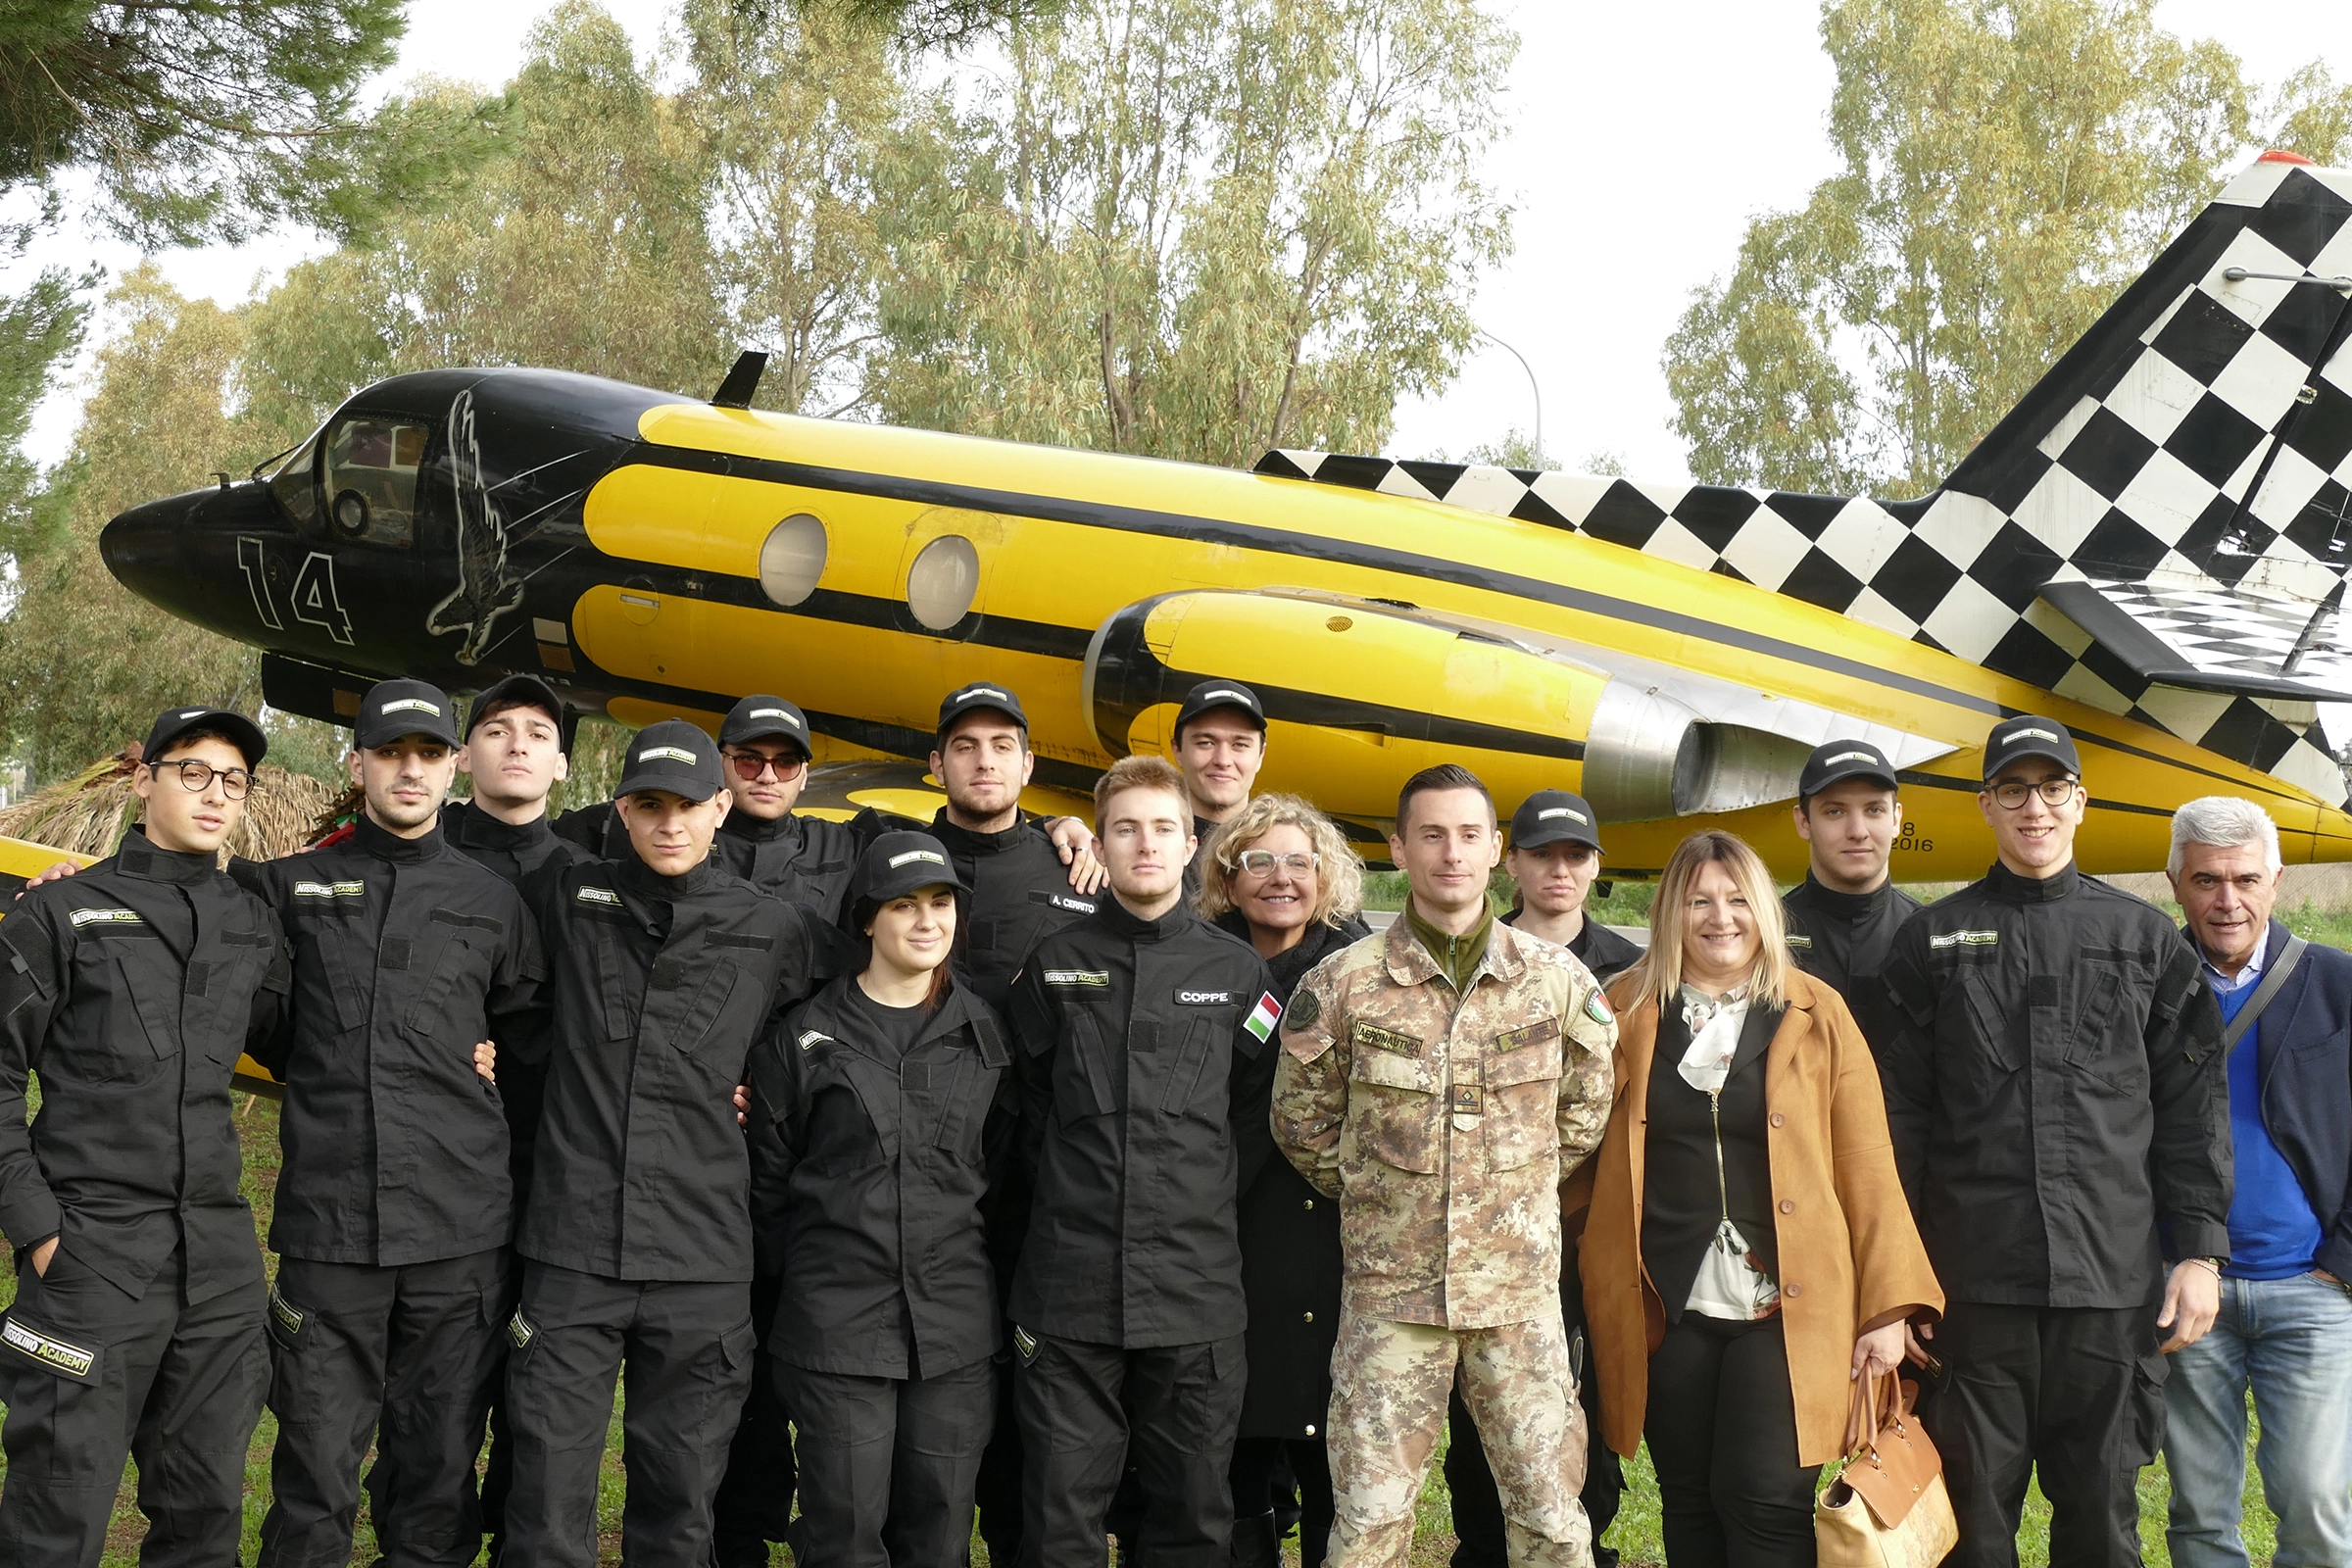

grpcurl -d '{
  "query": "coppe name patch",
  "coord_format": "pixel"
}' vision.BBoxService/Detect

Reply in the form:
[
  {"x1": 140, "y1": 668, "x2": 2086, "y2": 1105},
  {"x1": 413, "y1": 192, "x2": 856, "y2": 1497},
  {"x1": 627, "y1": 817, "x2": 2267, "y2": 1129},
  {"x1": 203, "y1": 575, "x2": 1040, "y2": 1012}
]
[{"x1": 1176, "y1": 989, "x2": 1235, "y2": 1005}]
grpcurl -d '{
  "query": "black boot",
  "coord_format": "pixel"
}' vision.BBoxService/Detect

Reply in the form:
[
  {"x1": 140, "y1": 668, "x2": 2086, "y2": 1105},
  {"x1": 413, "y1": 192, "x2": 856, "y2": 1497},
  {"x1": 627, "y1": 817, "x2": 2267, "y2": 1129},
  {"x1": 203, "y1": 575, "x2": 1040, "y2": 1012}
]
[{"x1": 1231, "y1": 1510, "x2": 1280, "y2": 1568}]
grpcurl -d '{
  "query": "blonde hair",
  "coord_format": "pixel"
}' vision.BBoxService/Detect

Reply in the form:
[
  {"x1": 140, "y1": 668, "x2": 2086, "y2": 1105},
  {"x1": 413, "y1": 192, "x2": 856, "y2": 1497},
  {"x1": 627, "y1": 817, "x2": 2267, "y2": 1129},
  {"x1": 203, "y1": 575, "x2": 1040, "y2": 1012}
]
[
  {"x1": 1193, "y1": 793, "x2": 1365, "y2": 928},
  {"x1": 1094, "y1": 755, "x2": 1189, "y2": 824},
  {"x1": 1619, "y1": 830, "x2": 1792, "y2": 1014}
]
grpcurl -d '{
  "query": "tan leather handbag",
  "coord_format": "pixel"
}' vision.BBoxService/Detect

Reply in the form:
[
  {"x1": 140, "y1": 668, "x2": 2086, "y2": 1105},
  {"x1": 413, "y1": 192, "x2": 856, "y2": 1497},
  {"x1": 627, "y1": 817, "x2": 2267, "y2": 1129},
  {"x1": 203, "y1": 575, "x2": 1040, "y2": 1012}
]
[{"x1": 1816, "y1": 1373, "x2": 1958, "y2": 1568}]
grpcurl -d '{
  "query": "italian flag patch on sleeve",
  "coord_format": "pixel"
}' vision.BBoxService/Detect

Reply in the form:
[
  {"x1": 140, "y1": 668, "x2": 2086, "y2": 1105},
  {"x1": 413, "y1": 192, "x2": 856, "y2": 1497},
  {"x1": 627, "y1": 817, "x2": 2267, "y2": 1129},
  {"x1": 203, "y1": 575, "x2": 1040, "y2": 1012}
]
[{"x1": 1244, "y1": 992, "x2": 1284, "y2": 1042}]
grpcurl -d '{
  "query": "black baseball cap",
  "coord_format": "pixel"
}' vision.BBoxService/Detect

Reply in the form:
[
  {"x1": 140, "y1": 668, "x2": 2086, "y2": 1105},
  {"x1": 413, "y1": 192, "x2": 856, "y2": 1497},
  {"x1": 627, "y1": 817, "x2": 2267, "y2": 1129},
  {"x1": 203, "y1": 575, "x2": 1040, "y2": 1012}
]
[
  {"x1": 719, "y1": 695, "x2": 811, "y2": 756},
  {"x1": 142, "y1": 705, "x2": 267, "y2": 770},
  {"x1": 937, "y1": 680, "x2": 1028, "y2": 737},
  {"x1": 1509, "y1": 790, "x2": 1603, "y2": 853},
  {"x1": 355, "y1": 678, "x2": 462, "y2": 749},
  {"x1": 1798, "y1": 739, "x2": 1898, "y2": 799},
  {"x1": 1174, "y1": 678, "x2": 1266, "y2": 739},
  {"x1": 1982, "y1": 715, "x2": 2081, "y2": 782},
  {"x1": 615, "y1": 718, "x2": 725, "y2": 803},
  {"x1": 466, "y1": 674, "x2": 567, "y2": 747},
  {"x1": 850, "y1": 830, "x2": 967, "y2": 915}
]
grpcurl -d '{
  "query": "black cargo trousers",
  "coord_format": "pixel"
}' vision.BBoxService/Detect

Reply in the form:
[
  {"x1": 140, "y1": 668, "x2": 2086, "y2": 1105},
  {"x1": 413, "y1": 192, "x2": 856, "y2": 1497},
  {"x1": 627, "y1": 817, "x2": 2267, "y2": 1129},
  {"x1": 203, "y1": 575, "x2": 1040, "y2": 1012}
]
[
  {"x1": 779, "y1": 1353, "x2": 996, "y2": 1568},
  {"x1": 710, "y1": 1270, "x2": 796, "y2": 1566},
  {"x1": 257, "y1": 1247, "x2": 512, "y2": 1567},
  {"x1": 501, "y1": 1262, "x2": 755, "y2": 1568},
  {"x1": 1015, "y1": 1331, "x2": 1248, "y2": 1568},
  {"x1": 0, "y1": 1246, "x2": 268, "y2": 1568}
]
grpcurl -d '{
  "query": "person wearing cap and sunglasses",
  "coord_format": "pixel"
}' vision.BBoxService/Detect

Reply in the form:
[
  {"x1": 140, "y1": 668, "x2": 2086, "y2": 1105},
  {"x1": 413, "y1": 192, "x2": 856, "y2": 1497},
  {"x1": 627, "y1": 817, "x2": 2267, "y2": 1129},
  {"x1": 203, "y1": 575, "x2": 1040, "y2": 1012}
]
[
  {"x1": 501, "y1": 720, "x2": 839, "y2": 1568},
  {"x1": 1879, "y1": 715, "x2": 2230, "y2": 1568},
  {"x1": 228, "y1": 680, "x2": 545, "y2": 1568},
  {"x1": 0, "y1": 705, "x2": 293, "y2": 1567},
  {"x1": 1173, "y1": 680, "x2": 1268, "y2": 896},
  {"x1": 743, "y1": 831, "x2": 1013, "y2": 1568},
  {"x1": 1445, "y1": 790, "x2": 1636, "y2": 1568},
  {"x1": 1780, "y1": 741, "x2": 1922, "y2": 1056}
]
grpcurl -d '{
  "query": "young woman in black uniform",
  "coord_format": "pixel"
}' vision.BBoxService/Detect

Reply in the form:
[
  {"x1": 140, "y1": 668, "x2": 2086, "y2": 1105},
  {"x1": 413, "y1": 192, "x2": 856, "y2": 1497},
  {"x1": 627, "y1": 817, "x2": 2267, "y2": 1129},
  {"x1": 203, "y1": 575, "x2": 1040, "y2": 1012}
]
[{"x1": 745, "y1": 831, "x2": 1013, "y2": 1568}]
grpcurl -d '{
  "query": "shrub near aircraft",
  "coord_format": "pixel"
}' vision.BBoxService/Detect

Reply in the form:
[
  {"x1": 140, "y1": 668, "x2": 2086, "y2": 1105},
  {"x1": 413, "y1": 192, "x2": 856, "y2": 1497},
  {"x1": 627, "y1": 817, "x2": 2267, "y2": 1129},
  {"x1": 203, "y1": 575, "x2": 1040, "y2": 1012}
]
[{"x1": 91, "y1": 153, "x2": 2352, "y2": 880}]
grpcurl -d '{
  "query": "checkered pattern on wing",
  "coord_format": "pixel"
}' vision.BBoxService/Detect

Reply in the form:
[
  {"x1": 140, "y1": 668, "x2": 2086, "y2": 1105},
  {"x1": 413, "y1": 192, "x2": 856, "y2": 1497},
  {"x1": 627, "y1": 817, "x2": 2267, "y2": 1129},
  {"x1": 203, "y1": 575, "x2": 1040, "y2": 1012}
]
[{"x1": 1253, "y1": 161, "x2": 2352, "y2": 806}]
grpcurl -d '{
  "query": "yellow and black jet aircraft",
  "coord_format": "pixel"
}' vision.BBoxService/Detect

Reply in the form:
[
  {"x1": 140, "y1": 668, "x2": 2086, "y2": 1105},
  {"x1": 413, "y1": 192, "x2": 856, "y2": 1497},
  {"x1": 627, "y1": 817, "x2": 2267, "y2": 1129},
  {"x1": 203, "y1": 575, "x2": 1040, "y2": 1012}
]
[{"x1": 83, "y1": 152, "x2": 2352, "y2": 881}]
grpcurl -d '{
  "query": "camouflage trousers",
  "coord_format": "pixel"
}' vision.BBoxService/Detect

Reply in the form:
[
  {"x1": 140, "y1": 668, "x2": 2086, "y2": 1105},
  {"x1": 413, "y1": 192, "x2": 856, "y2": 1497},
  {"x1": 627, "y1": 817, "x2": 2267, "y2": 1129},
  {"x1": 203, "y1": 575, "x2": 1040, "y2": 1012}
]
[{"x1": 1325, "y1": 1303, "x2": 1592, "y2": 1568}]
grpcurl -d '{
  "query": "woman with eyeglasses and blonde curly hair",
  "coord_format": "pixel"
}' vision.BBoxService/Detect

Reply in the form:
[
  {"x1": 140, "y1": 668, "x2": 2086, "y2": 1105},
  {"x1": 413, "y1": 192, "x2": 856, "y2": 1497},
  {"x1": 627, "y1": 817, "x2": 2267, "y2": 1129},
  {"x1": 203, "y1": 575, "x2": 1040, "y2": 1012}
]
[
  {"x1": 1579, "y1": 830, "x2": 1941, "y2": 1568},
  {"x1": 1195, "y1": 794, "x2": 1371, "y2": 1568}
]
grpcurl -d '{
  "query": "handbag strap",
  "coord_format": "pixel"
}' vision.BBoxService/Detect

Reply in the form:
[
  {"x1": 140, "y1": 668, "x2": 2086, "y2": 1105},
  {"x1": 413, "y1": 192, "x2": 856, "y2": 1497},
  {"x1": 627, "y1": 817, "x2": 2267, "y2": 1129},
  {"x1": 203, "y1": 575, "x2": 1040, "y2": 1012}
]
[{"x1": 2222, "y1": 933, "x2": 2307, "y2": 1052}]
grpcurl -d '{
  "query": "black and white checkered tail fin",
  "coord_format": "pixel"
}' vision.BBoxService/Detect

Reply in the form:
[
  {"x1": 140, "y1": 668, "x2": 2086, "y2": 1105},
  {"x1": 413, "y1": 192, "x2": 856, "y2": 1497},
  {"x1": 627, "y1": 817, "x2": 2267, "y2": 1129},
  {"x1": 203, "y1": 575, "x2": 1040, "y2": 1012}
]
[{"x1": 1256, "y1": 152, "x2": 2352, "y2": 806}]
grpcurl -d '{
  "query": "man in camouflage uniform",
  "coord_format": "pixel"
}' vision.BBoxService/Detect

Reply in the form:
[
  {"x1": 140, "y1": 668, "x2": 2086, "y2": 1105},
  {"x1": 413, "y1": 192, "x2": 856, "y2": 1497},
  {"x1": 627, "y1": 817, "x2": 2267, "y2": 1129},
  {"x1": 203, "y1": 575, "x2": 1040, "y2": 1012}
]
[{"x1": 1274, "y1": 763, "x2": 1616, "y2": 1568}]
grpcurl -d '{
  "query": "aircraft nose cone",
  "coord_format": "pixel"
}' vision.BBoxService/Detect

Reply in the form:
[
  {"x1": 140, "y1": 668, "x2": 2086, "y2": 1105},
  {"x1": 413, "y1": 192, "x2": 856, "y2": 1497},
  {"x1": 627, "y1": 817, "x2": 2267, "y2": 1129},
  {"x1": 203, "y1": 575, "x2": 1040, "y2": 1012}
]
[{"x1": 101, "y1": 482, "x2": 282, "y2": 637}]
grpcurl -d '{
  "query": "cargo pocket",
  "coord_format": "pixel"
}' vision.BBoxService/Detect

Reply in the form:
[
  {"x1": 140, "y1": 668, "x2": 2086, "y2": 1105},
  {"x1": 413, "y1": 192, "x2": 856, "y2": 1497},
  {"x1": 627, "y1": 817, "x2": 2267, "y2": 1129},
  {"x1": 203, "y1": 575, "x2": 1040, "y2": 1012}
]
[
  {"x1": 2128, "y1": 1348, "x2": 2170, "y2": 1467},
  {"x1": 2064, "y1": 959, "x2": 2144, "y2": 1094},
  {"x1": 1058, "y1": 1014, "x2": 1120, "y2": 1127},
  {"x1": 1347, "y1": 1046, "x2": 1442, "y2": 1173},
  {"x1": 266, "y1": 1285, "x2": 312, "y2": 1351},
  {"x1": 1159, "y1": 1017, "x2": 1223, "y2": 1124},
  {"x1": 1485, "y1": 1031, "x2": 1563, "y2": 1170},
  {"x1": 0, "y1": 1297, "x2": 103, "y2": 1388}
]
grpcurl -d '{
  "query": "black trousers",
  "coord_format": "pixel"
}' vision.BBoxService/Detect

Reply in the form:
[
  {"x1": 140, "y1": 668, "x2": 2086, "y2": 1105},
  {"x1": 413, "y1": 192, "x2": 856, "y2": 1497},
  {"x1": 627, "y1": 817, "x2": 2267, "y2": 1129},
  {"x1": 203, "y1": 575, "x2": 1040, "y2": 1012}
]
[
  {"x1": 258, "y1": 1248, "x2": 510, "y2": 1568},
  {"x1": 1229, "y1": 1437, "x2": 1332, "y2": 1568},
  {"x1": 1643, "y1": 1314, "x2": 1818, "y2": 1568},
  {"x1": 0, "y1": 1245, "x2": 268, "y2": 1568},
  {"x1": 1014, "y1": 1331, "x2": 1247, "y2": 1568},
  {"x1": 711, "y1": 1272, "x2": 797, "y2": 1565},
  {"x1": 778, "y1": 1355, "x2": 995, "y2": 1568},
  {"x1": 502, "y1": 1262, "x2": 755, "y2": 1568},
  {"x1": 1922, "y1": 1301, "x2": 2164, "y2": 1568},
  {"x1": 973, "y1": 1353, "x2": 1025, "y2": 1565}
]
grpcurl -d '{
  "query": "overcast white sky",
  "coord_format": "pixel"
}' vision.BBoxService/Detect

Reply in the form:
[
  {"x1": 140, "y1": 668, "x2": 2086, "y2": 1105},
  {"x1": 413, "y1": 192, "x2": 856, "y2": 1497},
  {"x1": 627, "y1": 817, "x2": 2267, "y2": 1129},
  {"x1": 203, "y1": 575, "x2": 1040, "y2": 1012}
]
[{"x1": 13, "y1": 0, "x2": 2352, "y2": 488}]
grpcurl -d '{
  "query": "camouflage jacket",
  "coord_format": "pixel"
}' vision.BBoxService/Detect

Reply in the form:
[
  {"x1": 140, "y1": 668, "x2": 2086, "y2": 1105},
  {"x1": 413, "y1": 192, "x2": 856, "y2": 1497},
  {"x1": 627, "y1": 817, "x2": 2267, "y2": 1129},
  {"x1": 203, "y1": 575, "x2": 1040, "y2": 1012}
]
[{"x1": 1271, "y1": 916, "x2": 1616, "y2": 1329}]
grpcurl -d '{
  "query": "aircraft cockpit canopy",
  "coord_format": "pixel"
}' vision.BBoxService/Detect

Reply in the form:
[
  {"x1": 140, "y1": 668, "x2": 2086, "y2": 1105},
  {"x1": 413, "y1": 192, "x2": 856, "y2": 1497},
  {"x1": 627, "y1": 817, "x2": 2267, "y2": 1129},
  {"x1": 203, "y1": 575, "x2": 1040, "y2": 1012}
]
[{"x1": 321, "y1": 416, "x2": 426, "y2": 549}]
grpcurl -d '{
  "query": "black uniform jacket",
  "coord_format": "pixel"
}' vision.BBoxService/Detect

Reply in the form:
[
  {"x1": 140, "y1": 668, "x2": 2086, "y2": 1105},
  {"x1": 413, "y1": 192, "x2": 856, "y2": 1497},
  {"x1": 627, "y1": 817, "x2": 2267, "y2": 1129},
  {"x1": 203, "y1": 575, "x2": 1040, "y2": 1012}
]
[
  {"x1": 1006, "y1": 898, "x2": 1275, "y2": 1348},
  {"x1": 747, "y1": 975, "x2": 1012, "y2": 1379},
  {"x1": 441, "y1": 798, "x2": 597, "y2": 887},
  {"x1": 0, "y1": 831, "x2": 291, "y2": 1303},
  {"x1": 918, "y1": 810, "x2": 1097, "y2": 1011},
  {"x1": 517, "y1": 853, "x2": 833, "y2": 1283},
  {"x1": 240, "y1": 816, "x2": 546, "y2": 1267},
  {"x1": 1781, "y1": 874, "x2": 1922, "y2": 1055},
  {"x1": 1227, "y1": 911, "x2": 1367, "y2": 1439},
  {"x1": 1503, "y1": 908, "x2": 1643, "y2": 984},
  {"x1": 1879, "y1": 861, "x2": 2230, "y2": 1308},
  {"x1": 555, "y1": 800, "x2": 859, "y2": 922}
]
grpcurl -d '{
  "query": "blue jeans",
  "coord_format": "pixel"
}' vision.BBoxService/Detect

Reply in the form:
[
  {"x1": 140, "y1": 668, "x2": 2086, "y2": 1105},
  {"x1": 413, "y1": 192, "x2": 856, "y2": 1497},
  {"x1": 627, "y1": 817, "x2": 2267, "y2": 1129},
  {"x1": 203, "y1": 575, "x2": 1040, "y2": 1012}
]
[{"x1": 2163, "y1": 1270, "x2": 2352, "y2": 1568}]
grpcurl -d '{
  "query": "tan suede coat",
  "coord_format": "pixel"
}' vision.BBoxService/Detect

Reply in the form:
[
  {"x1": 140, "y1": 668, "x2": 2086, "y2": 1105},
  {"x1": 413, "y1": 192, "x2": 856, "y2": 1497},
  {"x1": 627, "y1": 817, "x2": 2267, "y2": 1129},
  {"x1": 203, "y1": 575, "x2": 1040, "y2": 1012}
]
[{"x1": 1578, "y1": 967, "x2": 1942, "y2": 1467}]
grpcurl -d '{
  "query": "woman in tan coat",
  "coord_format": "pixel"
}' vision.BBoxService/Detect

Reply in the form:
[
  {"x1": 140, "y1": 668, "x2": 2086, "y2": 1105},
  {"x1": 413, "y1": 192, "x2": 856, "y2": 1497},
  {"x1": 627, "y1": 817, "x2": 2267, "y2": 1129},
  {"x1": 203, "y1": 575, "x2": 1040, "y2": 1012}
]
[{"x1": 1581, "y1": 830, "x2": 1940, "y2": 1567}]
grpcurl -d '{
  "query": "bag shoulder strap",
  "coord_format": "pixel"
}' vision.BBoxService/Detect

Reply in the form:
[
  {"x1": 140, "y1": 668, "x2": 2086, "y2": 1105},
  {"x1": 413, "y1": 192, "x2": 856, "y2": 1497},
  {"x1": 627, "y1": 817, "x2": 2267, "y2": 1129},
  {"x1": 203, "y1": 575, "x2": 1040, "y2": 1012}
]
[{"x1": 2222, "y1": 933, "x2": 2307, "y2": 1052}]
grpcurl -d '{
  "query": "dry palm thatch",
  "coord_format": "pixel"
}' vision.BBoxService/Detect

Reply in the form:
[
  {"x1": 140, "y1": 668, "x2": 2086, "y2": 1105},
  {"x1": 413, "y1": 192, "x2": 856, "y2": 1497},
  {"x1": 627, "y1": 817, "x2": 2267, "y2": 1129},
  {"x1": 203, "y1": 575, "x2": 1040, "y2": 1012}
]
[{"x1": 0, "y1": 749, "x2": 339, "y2": 862}]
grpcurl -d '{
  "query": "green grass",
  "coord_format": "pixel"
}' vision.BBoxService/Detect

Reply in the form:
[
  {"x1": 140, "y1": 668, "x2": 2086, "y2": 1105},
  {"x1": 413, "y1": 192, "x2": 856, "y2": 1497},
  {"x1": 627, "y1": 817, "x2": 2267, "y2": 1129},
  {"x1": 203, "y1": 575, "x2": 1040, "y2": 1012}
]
[{"x1": 1, "y1": 1088, "x2": 2290, "y2": 1565}]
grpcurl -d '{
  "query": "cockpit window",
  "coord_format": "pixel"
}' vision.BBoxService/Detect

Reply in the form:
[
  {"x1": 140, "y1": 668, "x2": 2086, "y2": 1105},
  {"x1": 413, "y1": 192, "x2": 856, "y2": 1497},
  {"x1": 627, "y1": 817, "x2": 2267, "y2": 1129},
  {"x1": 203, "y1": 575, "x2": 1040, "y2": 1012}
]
[
  {"x1": 321, "y1": 415, "x2": 427, "y2": 549},
  {"x1": 265, "y1": 424, "x2": 322, "y2": 528}
]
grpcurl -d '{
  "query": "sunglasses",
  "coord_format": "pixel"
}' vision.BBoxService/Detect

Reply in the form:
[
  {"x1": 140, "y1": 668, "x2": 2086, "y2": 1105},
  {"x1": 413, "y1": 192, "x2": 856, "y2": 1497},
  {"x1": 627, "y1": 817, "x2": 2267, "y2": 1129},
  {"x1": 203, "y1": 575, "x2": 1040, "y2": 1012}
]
[{"x1": 724, "y1": 750, "x2": 808, "y2": 783}]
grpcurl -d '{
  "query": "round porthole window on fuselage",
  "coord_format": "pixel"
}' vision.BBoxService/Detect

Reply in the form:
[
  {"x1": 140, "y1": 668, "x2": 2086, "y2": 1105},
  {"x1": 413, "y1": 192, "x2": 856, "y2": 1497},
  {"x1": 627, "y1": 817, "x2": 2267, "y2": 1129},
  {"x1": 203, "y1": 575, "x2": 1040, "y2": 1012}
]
[
  {"x1": 906, "y1": 534, "x2": 980, "y2": 631},
  {"x1": 760, "y1": 514, "x2": 827, "y2": 607}
]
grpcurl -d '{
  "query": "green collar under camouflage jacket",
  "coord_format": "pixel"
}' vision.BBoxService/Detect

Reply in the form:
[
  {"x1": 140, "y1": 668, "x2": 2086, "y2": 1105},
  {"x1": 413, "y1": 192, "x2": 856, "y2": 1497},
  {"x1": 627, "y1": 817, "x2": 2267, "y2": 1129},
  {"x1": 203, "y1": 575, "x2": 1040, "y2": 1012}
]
[{"x1": 1270, "y1": 915, "x2": 1617, "y2": 1330}]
